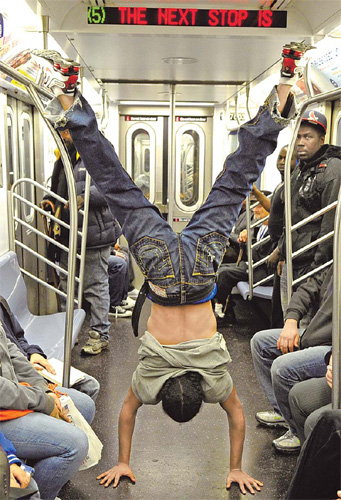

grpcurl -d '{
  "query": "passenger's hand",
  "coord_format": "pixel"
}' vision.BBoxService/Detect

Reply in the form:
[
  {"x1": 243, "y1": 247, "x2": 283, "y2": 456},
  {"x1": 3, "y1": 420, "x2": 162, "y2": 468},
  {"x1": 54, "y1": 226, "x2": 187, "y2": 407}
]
[
  {"x1": 226, "y1": 469, "x2": 263, "y2": 495},
  {"x1": 334, "y1": 490, "x2": 341, "y2": 499},
  {"x1": 97, "y1": 463, "x2": 136, "y2": 488},
  {"x1": 30, "y1": 353, "x2": 56, "y2": 374},
  {"x1": 64, "y1": 195, "x2": 84, "y2": 210},
  {"x1": 49, "y1": 402, "x2": 72, "y2": 423},
  {"x1": 238, "y1": 229, "x2": 248, "y2": 243},
  {"x1": 267, "y1": 248, "x2": 280, "y2": 269},
  {"x1": 10, "y1": 464, "x2": 30, "y2": 488},
  {"x1": 277, "y1": 319, "x2": 299, "y2": 354},
  {"x1": 326, "y1": 355, "x2": 333, "y2": 389},
  {"x1": 277, "y1": 260, "x2": 284, "y2": 276}
]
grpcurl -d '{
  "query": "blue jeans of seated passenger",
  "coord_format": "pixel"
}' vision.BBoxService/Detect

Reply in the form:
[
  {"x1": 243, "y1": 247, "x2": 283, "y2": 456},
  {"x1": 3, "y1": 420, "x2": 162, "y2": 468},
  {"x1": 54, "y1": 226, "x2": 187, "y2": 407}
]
[
  {"x1": 72, "y1": 374, "x2": 100, "y2": 401},
  {"x1": 0, "y1": 387, "x2": 95, "y2": 500},
  {"x1": 59, "y1": 247, "x2": 111, "y2": 339},
  {"x1": 108, "y1": 254, "x2": 129, "y2": 306},
  {"x1": 46, "y1": 87, "x2": 296, "y2": 305},
  {"x1": 250, "y1": 328, "x2": 331, "y2": 435}
]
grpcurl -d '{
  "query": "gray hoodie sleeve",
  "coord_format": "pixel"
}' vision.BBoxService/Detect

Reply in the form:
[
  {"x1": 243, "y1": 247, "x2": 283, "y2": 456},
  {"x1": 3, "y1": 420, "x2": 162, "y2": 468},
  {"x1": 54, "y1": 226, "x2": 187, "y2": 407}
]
[{"x1": 0, "y1": 332, "x2": 55, "y2": 415}]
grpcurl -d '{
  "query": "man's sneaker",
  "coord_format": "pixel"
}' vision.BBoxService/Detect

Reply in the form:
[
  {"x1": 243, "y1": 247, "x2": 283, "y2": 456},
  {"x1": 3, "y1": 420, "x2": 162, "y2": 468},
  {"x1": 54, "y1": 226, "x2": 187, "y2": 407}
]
[
  {"x1": 120, "y1": 297, "x2": 136, "y2": 310},
  {"x1": 128, "y1": 288, "x2": 139, "y2": 300},
  {"x1": 255, "y1": 410, "x2": 289, "y2": 428},
  {"x1": 109, "y1": 305, "x2": 132, "y2": 318},
  {"x1": 81, "y1": 330, "x2": 109, "y2": 355},
  {"x1": 31, "y1": 49, "x2": 80, "y2": 95},
  {"x1": 214, "y1": 302, "x2": 225, "y2": 319},
  {"x1": 273, "y1": 430, "x2": 301, "y2": 453},
  {"x1": 280, "y1": 41, "x2": 315, "y2": 84}
]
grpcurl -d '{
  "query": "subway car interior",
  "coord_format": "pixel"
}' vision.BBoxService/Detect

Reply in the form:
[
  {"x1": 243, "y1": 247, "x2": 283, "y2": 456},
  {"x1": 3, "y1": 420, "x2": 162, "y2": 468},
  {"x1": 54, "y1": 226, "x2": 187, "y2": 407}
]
[{"x1": 0, "y1": 0, "x2": 341, "y2": 499}]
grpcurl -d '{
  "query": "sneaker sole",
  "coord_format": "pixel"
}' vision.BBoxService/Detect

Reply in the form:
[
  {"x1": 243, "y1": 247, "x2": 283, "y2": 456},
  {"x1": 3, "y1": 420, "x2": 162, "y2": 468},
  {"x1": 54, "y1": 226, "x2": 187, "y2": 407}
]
[
  {"x1": 255, "y1": 415, "x2": 289, "y2": 428},
  {"x1": 272, "y1": 442, "x2": 301, "y2": 453},
  {"x1": 31, "y1": 49, "x2": 78, "y2": 69},
  {"x1": 108, "y1": 312, "x2": 132, "y2": 318}
]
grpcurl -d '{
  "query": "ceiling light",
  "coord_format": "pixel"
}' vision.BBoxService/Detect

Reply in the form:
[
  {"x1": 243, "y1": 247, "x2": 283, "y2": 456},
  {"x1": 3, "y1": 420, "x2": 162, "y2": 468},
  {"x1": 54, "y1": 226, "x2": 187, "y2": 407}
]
[
  {"x1": 162, "y1": 57, "x2": 198, "y2": 65},
  {"x1": 118, "y1": 100, "x2": 215, "y2": 107}
]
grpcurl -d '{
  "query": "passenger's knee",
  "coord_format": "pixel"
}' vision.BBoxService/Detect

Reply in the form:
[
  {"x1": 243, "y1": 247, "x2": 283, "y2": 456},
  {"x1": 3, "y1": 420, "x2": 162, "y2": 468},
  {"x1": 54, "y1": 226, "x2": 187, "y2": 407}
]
[{"x1": 250, "y1": 329, "x2": 270, "y2": 353}]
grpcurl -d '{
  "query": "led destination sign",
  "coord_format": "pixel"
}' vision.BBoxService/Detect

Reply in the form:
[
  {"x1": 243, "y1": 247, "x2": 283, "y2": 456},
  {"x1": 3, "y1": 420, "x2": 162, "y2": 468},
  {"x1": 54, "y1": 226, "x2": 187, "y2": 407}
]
[{"x1": 88, "y1": 7, "x2": 287, "y2": 28}]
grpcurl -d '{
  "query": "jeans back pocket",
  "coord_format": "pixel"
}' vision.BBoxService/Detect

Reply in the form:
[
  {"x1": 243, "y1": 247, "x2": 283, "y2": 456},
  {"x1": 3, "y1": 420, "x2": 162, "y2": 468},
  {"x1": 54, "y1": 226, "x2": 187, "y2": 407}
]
[
  {"x1": 131, "y1": 236, "x2": 175, "y2": 281},
  {"x1": 193, "y1": 232, "x2": 229, "y2": 276}
]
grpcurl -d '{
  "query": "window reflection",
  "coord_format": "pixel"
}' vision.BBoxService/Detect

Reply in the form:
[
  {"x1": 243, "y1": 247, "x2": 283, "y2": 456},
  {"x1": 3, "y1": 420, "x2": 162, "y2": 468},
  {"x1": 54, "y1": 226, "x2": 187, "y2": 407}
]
[
  {"x1": 180, "y1": 130, "x2": 199, "y2": 207},
  {"x1": 132, "y1": 129, "x2": 151, "y2": 199}
]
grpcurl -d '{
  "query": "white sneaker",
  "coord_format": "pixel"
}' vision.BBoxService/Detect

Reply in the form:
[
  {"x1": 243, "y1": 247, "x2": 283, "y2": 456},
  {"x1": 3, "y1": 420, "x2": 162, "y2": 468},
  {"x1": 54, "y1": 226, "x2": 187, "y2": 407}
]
[
  {"x1": 128, "y1": 288, "x2": 139, "y2": 300},
  {"x1": 214, "y1": 303, "x2": 225, "y2": 318},
  {"x1": 120, "y1": 297, "x2": 135, "y2": 310},
  {"x1": 273, "y1": 430, "x2": 301, "y2": 452},
  {"x1": 255, "y1": 410, "x2": 289, "y2": 428},
  {"x1": 31, "y1": 49, "x2": 79, "y2": 95},
  {"x1": 109, "y1": 305, "x2": 132, "y2": 318}
]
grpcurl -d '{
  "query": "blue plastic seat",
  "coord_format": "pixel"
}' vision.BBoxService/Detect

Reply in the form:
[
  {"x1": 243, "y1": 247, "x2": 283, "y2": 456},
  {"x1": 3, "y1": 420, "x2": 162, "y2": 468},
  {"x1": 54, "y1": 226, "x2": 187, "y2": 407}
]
[
  {"x1": 0, "y1": 251, "x2": 85, "y2": 360},
  {"x1": 235, "y1": 281, "x2": 273, "y2": 300}
]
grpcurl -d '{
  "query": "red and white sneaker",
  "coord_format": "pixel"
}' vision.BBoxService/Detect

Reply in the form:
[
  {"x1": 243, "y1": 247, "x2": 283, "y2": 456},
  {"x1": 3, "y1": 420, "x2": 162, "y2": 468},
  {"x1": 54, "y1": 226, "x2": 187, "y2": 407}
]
[
  {"x1": 31, "y1": 49, "x2": 80, "y2": 95},
  {"x1": 280, "y1": 41, "x2": 315, "y2": 84}
]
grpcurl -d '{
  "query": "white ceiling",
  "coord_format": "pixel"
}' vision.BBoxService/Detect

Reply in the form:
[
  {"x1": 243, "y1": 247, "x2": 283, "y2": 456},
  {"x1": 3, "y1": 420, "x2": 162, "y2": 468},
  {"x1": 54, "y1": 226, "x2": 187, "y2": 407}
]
[{"x1": 28, "y1": 0, "x2": 341, "y2": 104}]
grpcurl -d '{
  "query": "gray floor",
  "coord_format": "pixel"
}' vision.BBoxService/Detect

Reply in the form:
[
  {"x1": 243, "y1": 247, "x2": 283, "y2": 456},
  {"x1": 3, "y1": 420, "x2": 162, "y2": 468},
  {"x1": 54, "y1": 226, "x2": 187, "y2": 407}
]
[{"x1": 60, "y1": 297, "x2": 298, "y2": 500}]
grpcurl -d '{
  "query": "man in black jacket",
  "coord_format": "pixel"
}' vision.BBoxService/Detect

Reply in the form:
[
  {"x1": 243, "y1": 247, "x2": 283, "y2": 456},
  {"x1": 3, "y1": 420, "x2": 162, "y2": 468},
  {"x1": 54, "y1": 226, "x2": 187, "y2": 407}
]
[
  {"x1": 42, "y1": 130, "x2": 119, "y2": 355},
  {"x1": 277, "y1": 110, "x2": 341, "y2": 312},
  {"x1": 250, "y1": 265, "x2": 333, "y2": 453}
]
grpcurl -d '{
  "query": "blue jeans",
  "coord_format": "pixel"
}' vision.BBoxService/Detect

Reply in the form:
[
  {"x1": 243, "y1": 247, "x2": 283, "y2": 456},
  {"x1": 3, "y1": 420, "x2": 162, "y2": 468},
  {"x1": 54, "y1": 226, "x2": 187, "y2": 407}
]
[
  {"x1": 60, "y1": 246, "x2": 111, "y2": 339},
  {"x1": 108, "y1": 254, "x2": 129, "y2": 306},
  {"x1": 250, "y1": 328, "x2": 331, "y2": 434},
  {"x1": 0, "y1": 388, "x2": 95, "y2": 500},
  {"x1": 47, "y1": 86, "x2": 296, "y2": 305}
]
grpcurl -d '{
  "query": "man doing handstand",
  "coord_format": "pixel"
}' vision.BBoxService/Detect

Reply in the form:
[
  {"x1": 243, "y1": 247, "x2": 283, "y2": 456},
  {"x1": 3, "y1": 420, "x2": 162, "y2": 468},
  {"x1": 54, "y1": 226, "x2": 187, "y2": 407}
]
[{"x1": 32, "y1": 41, "x2": 312, "y2": 494}]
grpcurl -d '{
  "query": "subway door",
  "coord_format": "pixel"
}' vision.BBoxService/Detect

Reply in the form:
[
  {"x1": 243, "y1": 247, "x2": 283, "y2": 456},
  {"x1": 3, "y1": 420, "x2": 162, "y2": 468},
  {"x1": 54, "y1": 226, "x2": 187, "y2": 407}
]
[
  {"x1": 171, "y1": 112, "x2": 213, "y2": 232},
  {"x1": 7, "y1": 96, "x2": 39, "y2": 313},
  {"x1": 119, "y1": 112, "x2": 166, "y2": 289},
  {"x1": 119, "y1": 112, "x2": 167, "y2": 212}
]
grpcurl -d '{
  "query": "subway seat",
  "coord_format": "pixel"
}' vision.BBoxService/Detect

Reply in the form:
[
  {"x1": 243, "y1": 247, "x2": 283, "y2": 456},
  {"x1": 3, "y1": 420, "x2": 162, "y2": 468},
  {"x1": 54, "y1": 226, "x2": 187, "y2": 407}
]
[
  {"x1": 233, "y1": 282, "x2": 273, "y2": 300},
  {"x1": 0, "y1": 251, "x2": 85, "y2": 360}
]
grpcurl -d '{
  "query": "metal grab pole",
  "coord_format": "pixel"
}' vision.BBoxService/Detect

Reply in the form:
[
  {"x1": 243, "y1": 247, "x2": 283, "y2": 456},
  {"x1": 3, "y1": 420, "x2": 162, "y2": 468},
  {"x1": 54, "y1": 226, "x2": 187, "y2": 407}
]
[
  {"x1": 332, "y1": 184, "x2": 341, "y2": 409},
  {"x1": 245, "y1": 195, "x2": 253, "y2": 299},
  {"x1": 167, "y1": 84, "x2": 176, "y2": 227},
  {"x1": 0, "y1": 61, "x2": 53, "y2": 100},
  {"x1": 26, "y1": 84, "x2": 78, "y2": 389}
]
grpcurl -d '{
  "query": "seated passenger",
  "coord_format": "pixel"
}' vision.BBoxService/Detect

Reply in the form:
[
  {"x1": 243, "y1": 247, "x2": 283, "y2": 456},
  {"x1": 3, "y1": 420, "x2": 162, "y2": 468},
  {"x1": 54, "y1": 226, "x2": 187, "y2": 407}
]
[
  {"x1": 288, "y1": 350, "x2": 332, "y2": 444},
  {"x1": 0, "y1": 430, "x2": 40, "y2": 499},
  {"x1": 215, "y1": 197, "x2": 273, "y2": 325},
  {"x1": 221, "y1": 195, "x2": 255, "y2": 264},
  {"x1": 0, "y1": 295, "x2": 100, "y2": 400},
  {"x1": 0, "y1": 321, "x2": 96, "y2": 499},
  {"x1": 32, "y1": 41, "x2": 311, "y2": 493},
  {"x1": 108, "y1": 244, "x2": 136, "y2": 318},
  {"x1": 251, "y1": 265, "x2": 333, "y2": 453}
]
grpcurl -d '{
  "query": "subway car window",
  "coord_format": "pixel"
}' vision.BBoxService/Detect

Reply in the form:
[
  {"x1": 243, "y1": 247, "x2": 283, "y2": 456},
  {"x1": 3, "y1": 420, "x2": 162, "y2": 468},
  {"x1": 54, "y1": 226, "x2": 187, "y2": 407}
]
[
  {"x1": 175, "y1": 125, "x2": 205, "y2": 212},
  {"x1": 337, "y1": 114, "x2": 341, "y2": 146},
  {"x1": 132, "y1": 129, "x2": 151, "y2": 199},
  {"x1": 19, "y1": 112, "x2": 34, "y2": 221},
  {"x1": 6, "y1": 109, "x2": 17, "y2": 188}
]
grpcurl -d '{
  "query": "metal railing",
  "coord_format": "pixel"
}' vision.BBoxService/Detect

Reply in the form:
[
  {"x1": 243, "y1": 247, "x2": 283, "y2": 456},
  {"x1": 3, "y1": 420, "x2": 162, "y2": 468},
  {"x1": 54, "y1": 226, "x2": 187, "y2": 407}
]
[{"x1": 0, "y1": 59, "x2": 90, "y2": 387}]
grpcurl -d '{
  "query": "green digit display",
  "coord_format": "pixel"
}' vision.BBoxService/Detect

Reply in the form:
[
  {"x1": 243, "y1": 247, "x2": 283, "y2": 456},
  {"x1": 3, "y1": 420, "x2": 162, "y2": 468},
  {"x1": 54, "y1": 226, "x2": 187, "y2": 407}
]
[{"x1": 88, "y1": 7, "x2": 105, "y2": 24}]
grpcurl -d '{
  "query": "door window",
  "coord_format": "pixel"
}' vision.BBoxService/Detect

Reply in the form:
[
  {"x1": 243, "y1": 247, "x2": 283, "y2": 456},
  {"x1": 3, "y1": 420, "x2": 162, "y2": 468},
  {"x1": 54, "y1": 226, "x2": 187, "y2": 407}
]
[
  {"x1": 175, "y1": 125, "x2": 205, "y2": 212},
  {"x1": 19, "y1": 112, "x2": 35, "y2": 221},
  {"x1": 126, "y1": 123, "x2": 156, "y2": 203}
]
